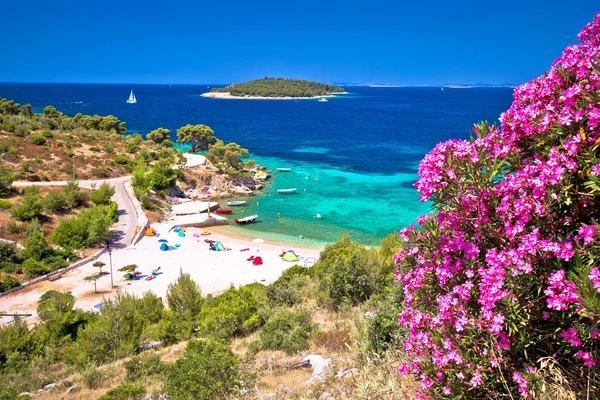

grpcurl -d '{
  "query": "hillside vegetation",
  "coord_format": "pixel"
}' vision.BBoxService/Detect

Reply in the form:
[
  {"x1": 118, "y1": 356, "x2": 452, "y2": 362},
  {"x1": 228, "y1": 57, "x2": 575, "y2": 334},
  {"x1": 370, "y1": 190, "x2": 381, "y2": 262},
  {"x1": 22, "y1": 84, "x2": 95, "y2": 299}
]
[{"x1": 210, "y1": 77, "x2": 344, "y2": 98}]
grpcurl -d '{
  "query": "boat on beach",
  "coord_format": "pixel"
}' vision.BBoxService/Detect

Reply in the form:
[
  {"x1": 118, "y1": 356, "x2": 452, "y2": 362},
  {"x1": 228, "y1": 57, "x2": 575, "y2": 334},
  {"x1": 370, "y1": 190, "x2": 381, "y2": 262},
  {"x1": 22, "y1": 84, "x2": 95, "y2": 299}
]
[
  {"x1": 127, "y1": 90, "x2": 137, "y2": 104},
  {"x1": 276, "y1": 168, "x2": 292, "y2": 172},
  {"x1": 227, "y1": 200, "x2": 248, "y2": 206},
  {"x1": 235, "y1": 215, "x2": 258, "y2": 224},
  {"x1": 277, "y1": 188, "x2": 297, "y2": 194},
  {"x1": 215, "y1": 209, "x2": 233, "y2": 214}
]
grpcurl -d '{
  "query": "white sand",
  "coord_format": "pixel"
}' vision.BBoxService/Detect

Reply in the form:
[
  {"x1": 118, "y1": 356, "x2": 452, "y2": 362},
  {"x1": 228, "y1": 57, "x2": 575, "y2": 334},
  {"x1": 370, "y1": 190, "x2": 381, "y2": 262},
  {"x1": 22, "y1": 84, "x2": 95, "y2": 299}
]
[
  {"x1": 1, "y1": 225, "x2": 322, "y2": 324},
  {"x1": 201, "y1": 92, "x2": 348, "y2": 100}
]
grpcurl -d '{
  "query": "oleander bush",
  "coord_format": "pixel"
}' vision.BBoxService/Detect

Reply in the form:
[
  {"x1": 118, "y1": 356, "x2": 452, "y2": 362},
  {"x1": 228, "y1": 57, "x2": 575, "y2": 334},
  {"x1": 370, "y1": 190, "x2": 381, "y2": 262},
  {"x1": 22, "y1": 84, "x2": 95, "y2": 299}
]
[{"x1": 394, "y1": 14, "x2": 600, "y2": 398}]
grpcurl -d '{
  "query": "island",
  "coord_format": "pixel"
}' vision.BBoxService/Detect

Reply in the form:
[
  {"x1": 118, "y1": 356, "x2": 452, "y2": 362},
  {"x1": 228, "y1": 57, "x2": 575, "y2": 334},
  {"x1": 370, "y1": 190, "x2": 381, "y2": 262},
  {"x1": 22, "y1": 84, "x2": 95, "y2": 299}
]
[{"x1": 202, "y1": 77, "x2": 346, "y2": 99}]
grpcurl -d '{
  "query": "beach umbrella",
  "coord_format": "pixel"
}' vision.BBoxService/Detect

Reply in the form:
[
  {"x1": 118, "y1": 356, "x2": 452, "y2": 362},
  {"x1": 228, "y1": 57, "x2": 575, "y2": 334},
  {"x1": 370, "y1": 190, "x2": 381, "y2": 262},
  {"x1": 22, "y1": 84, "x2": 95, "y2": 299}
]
[
  {"x1": 158, "y1": 239, "x2": 168, "y2": 243},
  {"x1": 253, "y1": 238, "x2": 265, "y2": 251}
]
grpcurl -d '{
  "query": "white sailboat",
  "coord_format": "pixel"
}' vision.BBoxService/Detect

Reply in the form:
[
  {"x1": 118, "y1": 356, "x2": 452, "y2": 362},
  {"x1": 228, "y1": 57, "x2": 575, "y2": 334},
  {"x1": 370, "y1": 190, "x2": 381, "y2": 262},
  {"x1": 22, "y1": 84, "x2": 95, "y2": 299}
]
[{"x1": 127, "y1": 90, "x2": 137, "y2": 104}]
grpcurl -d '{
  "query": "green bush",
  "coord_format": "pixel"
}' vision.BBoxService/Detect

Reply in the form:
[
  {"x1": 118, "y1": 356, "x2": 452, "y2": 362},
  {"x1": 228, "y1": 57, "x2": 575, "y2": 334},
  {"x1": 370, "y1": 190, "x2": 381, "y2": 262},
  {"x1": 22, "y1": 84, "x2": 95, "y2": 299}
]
[
  {"x1": 41, "y1": 128, "x2": 53, "y2": 138},
  {"x1": 23, "y1": 259, "x2": 51, "y2": 278},
  {"x1": 364, "y1": 302, "x2": 404, "y2": 355},
  {"x1": 89, "y1": 146, "x2": 101, "y2": 152},
  {"x1": 0, "y1": 199, "x2": 11, "y2": 209},
  {"x1": 29, "y1": 134, "x2": 46, "y2": 145},
  {"x1": 6, "y1": 220, "x2": 18, "y2": 233},
  {"x1": 123, "y1": 352, "x2": 166, "y2": 382},
  {"x1": 198, "y1": 283, "x2": 266, "y2": 339},
  {"x1": 62, "y1": 180, "x2": 88, "y2": 209},
  {"x1": 266, "y1": 273, "x2": 310, "y2": 306},
  {"x1": 0, "y1": 274, "x2": 21, "y2": 293},
  {"x1": 44, "y1": 189, "x2": 68, "y2": 213},
  {"x1": 313, "y1": 234, "x2": 382, "y2": 308},
  {"x1": 0, "y1": 241, "x2": 16, "y2": 264},
  {"x1": 0, "y1": 165, "x2": 14, "y2": 196},
  {"x1": 259, "y1": 310, "x2": 315, "y2": 355},
  {"x1": 98, "y1": 382, "x2": 145, "y2": 400},
  {"x1": 90, "y1": 182, "x2": 115, "y2": 206},
  {"x1": 103, "y1": 145, "x2": 114, "y2": 153},
  {"x1": 81, "y1": 364, "x2": 109, "y2": 389},
  {"x1": 164, "y1": 338, "x2": 239, "y2": 400},
  {"x1": 51, "y1": 203, "x2": 117, "y2": 248},
  {"x1": 12, "y1": 186, "x2": 43, "y2": 221},
  {"x1": 15, "y1": 126, "x2": 29, "y2": 137}
]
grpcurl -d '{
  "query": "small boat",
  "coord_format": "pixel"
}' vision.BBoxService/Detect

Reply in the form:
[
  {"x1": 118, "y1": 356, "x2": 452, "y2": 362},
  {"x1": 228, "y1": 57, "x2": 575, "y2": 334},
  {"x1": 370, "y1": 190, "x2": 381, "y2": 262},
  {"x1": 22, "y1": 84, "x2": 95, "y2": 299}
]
[
  {"x1": 227, "y1": 201, "x2": 248, "y2": 206},
  {"x1": 235, "y1": 215, "x2": 258, "y2": 224},
  {"x1": 127, "y1": 90, "x2": 137, "y2": 104},
  {"x1": 276, "y1": 168, "x2": 292, "y2": 172},
  {"x1": 318, "y1": 98, "x2": 328, "y2": 102},
  {"x1": 277, "y1": 188, "x2": 297, "y2": 194},
  {"x1": 215, "y1": 209, "x2": 232, "y2": 214}
]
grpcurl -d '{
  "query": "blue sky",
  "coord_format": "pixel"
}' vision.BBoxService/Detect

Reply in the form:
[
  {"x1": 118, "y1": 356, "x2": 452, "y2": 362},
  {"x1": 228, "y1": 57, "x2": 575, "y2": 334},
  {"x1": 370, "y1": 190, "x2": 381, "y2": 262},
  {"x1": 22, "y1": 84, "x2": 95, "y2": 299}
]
[{"x1": 0, "y1": 1, "x2": 597, "y2": 85}]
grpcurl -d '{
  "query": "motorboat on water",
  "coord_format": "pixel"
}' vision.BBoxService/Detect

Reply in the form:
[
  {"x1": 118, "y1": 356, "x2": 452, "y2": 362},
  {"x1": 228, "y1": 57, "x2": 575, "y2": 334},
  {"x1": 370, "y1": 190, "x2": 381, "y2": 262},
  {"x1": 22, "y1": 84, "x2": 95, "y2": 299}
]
[
  {"x1": 277, "y1": 188, "x2": 297, "y2": 194},
  {"x1": 318, "y1": 98, "x2": 328, "y2": 102},
  {"x1": 235, "y1": 215, "x2": 258, "y2": 224},
  {"x1": 227, "y1": 201, "x2": 248, "y2": 206},
  {"x1": 276, "y1": 168, "x2": 292, "y2": 172}
]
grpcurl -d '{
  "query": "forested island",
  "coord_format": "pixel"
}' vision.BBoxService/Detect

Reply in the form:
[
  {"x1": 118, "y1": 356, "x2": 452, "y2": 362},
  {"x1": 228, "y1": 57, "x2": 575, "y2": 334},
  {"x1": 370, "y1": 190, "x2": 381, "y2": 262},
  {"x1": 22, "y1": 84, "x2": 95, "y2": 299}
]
[{"x1": 203, "y1": 77, "x2": 345, "y2": 99}]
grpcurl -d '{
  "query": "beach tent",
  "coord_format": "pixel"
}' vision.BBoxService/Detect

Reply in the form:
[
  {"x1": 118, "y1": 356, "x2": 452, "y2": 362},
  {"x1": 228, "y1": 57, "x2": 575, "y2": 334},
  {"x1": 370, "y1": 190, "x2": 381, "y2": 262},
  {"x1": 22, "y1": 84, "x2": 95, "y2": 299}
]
[
  {"x1": 145, "y1": 227, "x2": 155, "y2": 236},
  {"x1": 173, "y1": 226, "x2": 182, "y2": 233},
  {"x1": 160, "y1": 243, "x2": 169, "y2": 251},
  {"x1": 214, "y1": 241, "x2": 225, "y2": 252},
  {"x1": 282, "y1": 250, "x2": 299, "y2": 262},
  {"x1": 252, "y1": 256, "x2": 263, "y2": 265},
  {"x1": 178, "y1": 231, "x2": 185, "y2": 237}
]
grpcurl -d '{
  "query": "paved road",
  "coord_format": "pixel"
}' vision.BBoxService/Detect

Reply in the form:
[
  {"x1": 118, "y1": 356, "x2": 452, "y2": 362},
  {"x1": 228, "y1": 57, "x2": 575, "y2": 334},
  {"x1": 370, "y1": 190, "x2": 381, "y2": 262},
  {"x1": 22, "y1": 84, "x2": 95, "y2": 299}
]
[{"x1": 12, "y1": 176, "x2": 137, "y2": 248}]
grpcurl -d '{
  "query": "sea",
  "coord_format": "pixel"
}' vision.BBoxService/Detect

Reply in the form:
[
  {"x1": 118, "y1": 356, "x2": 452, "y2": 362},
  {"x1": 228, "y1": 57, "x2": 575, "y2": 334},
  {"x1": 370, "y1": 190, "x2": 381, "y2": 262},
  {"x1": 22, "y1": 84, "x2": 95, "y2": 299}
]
[{"x1": 0, "y1": 83, "x2": 514, "y2": 247}]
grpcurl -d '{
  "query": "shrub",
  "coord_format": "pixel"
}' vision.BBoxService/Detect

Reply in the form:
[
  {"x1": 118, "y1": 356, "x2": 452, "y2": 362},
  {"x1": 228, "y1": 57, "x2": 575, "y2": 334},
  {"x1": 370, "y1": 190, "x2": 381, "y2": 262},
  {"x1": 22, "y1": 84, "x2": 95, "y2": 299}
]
[
  {"x1": 51, "y1": 204, "x2": 117, "y2": 248},
  {"x1": 62, "y1": 180, "x2": 88, "y2": 208},
  {"x1": 6, "y1": 220, "x2": 18, "y2": 233},
  {"x1": 260, "y1": 310, "x2": 315, "y2": 355},
  {"x1": 0, "y1": 165, "x2": 14, "y2": 196},
  {"x1": 314, "y1": 235, "x2": 382, "y2": 308},
  {"x1": 81, "y1": 364, "x2": 109, "y2": 389},
  {"x1": 266, "y1": 273, "x2": 309, "y2": 306},
  {"x1": 0, "y1": 274, "x2": 20, "y2": 293},
  {"x1": 123, "y1": 352, "x2": 166, "y2": 382},
  {"x1": 198, "y1": 283, "x2": 266, "y2": 339},
  {"x1": 29, "y1": 134, "x2": 46, "y2": 145},
  {"x1": 23, "y1": 259, "x2": 51, "y2": 278},
  {"x1": 89, "y1": 146, "x2": 101, "y2": 152},
  {"x1": 90, "y1": 182, "x2": 115, "y2": 206},
  {"x1": 103, "y1": 145, "x2": 114, "y2": 153},
  {"x1": 0, "y1": 199, "x2": 11, "y2": 209},
  {"x1": 0, "y1": 241, "x2": 16, "y2": 264},
  {"x1": 393, "y1": 15, "x2": 600, "y2": 398},
  {"x1": 364, "y1": 302, "x2": 404, "y2": 355},
  {"x1": 12, "y1": 186, "x2": 44, "y2": 221},
  {"x1": 163, "y1": 338, "x2": 239, "y2": 400},
  {"x1": 44, "y1": 189, "x2": 68, "y2": 213},
  {"x1": 41, "y1": 128, "x2": 53, "y2": 138},
  {"x1": 98, "y1": 382, "x2": 145, "y2": 400},
  {"x1": 15, "y1": 125, "x2": 29, "y2": 137}
]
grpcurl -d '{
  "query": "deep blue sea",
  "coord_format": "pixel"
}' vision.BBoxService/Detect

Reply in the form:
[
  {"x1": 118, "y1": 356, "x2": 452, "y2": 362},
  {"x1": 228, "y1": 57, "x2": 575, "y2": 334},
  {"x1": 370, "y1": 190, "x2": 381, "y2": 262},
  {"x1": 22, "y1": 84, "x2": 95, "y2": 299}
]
[{"x1": 0, "y1": 83, "x2": 514, "y2": 246}]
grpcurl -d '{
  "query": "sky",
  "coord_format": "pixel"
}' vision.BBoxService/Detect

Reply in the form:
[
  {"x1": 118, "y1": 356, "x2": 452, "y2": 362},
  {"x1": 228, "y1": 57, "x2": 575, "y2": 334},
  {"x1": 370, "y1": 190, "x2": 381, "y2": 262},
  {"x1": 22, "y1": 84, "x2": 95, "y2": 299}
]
[{"x1": 0, "y1": 0, "x2": 597, "y2": 85}]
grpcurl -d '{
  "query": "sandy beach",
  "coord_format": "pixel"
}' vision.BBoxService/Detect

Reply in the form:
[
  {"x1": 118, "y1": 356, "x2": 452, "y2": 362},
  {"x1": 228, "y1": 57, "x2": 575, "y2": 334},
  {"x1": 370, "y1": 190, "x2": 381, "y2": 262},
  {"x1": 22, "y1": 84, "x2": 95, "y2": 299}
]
[
  {"x1": 1, "y1": 224, "x2": 322, "y2": 324},
  {"x1": 201, "y1": 91, "x2": 348, "y2": 100}
]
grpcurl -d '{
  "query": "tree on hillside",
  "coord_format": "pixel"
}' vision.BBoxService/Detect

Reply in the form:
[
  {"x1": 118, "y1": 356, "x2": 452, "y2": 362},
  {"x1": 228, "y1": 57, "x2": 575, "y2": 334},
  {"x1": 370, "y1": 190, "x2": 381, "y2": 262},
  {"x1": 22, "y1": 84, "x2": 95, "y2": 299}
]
[
  {"x1": 146, "y1": 127, "x2": 171, "y2": 144},
  {"x1": 176, "y1": 124, "x2": 216, "y2": 153},
  {"x1": 12, "y1": 186, "x2": 44, "y2": 221},
  {"x1": 90, "y1": 182, "x2": 115, "y2": 206},
  {"x1": 0, "y1": 165, "x2": 14, "y2": 196},
  {"x1": 206, "y1": 140, "x2": 249, "y2": 171}
]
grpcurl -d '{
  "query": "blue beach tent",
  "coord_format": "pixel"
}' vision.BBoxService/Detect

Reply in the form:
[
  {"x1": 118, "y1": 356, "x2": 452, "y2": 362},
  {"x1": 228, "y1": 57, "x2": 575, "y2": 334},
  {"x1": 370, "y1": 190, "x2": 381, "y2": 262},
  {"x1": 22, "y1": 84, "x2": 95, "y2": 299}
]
[{"x1": 160, "y1": 243, "x2": 169, "y2": 251}]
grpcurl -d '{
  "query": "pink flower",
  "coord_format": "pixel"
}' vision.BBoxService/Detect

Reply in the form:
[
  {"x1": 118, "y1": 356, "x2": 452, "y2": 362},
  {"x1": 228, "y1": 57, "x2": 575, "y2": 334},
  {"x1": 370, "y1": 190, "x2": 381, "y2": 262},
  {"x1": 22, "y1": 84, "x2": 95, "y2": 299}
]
[
  {"x1": 575, "y1": 351, "x2": 597, "y2": 368},
  {"x1": 512, "y1": 371, "x2": 530, "y2": 398},
  {"x1": 470, "y1": 370, "x2": 483, "y2": 387},
  {"x1": 589, "y1": 267, "x2": 600, "y2": 292},
  {"x1": 591, "y1": 164, "x2": 600, "y2": 176},
  {"x1": 545, "y1": 270, "x2": 580, "y2": 310},
  {"x1": 560, "y1": 326, "x2": 583, "y2": 347},
  {"x1": 442, "y1": 386, "x2": 451, "y2": 395}
]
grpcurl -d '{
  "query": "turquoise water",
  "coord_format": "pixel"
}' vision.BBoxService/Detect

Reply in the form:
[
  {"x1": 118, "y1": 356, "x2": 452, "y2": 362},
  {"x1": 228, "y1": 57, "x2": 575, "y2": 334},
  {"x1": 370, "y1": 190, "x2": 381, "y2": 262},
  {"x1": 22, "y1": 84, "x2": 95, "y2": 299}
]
[
  {"x1": 211, "y1": 155, "x2": 430, "y2": 247},
  {"x1": 0, "y1": 83, "x2": 514, "y2": 246}
]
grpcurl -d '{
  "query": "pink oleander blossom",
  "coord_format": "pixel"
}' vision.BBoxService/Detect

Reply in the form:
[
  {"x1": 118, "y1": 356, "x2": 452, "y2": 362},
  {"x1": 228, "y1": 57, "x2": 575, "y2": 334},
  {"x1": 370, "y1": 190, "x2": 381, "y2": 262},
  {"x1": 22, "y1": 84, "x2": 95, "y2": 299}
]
[
  {"x1": 575, "y1": 351, "x2": 597, "y2": 368},
  {"x1": 560, "y1": 326, "x2": 583, "y2": 347},
  {"x1": 589, "y1": 267, "x2": 600, "y2": 292}
]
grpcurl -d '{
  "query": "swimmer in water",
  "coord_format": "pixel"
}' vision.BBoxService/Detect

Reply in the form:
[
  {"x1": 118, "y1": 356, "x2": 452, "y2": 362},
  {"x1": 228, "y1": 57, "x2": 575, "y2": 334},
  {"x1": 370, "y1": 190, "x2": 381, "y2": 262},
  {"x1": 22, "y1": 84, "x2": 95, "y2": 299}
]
[{"x1": 277, "y1": 213, "x2": 281, "y2": 218}]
